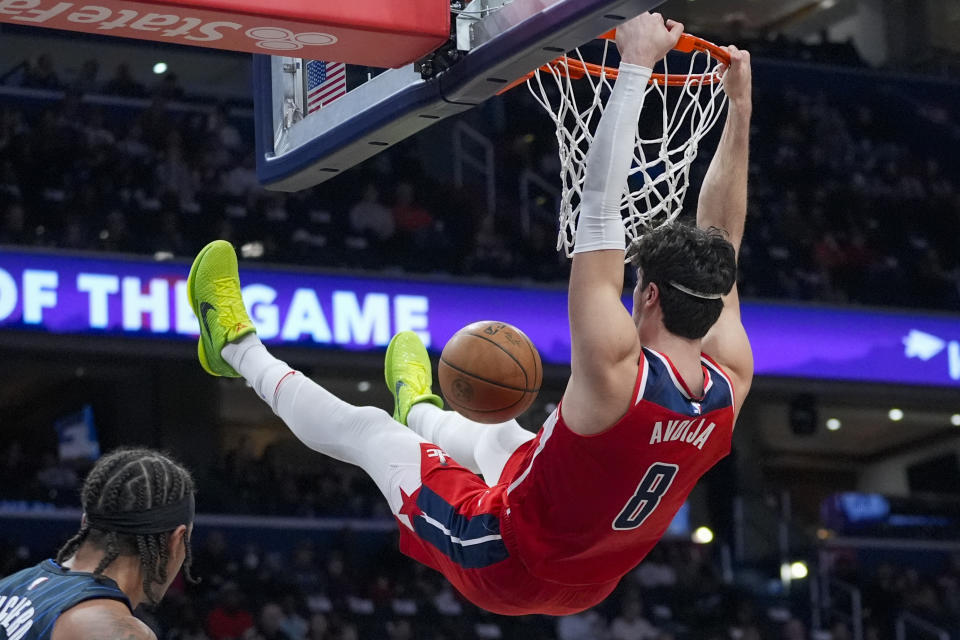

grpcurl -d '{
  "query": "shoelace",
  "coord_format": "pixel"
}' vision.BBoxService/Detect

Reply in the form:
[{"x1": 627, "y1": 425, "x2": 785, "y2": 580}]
[
  {"x1": 212, "y1": 277, "x2": 249, "y2": 328},
  {"x1": 404, "y1": 360, "x2": 428, "y2": 391}
]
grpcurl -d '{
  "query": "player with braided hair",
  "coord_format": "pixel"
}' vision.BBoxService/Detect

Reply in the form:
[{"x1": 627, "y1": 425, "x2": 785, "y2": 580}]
[{"x1": 0, "y1": 447, "x2": 196, "y2": 639}]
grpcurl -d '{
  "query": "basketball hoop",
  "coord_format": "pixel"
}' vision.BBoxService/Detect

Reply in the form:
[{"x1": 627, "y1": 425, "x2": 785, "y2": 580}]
[{"x1": 510, "y1": 31, "x2": 731, "y2": 257}]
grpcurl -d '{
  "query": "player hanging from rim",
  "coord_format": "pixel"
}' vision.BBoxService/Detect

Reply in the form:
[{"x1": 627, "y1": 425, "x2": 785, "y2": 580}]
[
  {"x1": 187, "y1": 12, "x2": 752, "y2": 616},
  {"x1": 0, "y1": 448, "x2": 196, "y2": 640}
]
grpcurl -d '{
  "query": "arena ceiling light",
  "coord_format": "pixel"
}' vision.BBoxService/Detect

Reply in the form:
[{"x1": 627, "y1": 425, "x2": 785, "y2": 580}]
[
  {"x1": 790, "y1": 561, "x2": 809, "y2": 580},
  {"x1": 152, "y1": 62, "x2": 168, "y2": 75},
  {"x1": 692, "y1": 526, "x2": 714, "y2": 544},
  {"x1": 780, "y1": 561, "x2": 809, "y2": 583},
  {"x1": 888, "y1": 408, "x2": 904, "y2": 421},
  {"x1": 951, "y1": 414, "x2": 960, "y2": 427},
  {"x1": 825, "y1": 418, "x2": 841, "y2": 431}
]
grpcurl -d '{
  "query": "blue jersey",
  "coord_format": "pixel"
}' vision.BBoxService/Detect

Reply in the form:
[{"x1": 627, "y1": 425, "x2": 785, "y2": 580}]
[{"x1": 0, "y1": 560, "x2": 131, "y2": 640}]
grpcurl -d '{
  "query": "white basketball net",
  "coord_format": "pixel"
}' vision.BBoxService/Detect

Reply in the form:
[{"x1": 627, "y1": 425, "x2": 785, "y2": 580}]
[{"x1": 527, "y1": 40, "x2": 729, "y2": 257}]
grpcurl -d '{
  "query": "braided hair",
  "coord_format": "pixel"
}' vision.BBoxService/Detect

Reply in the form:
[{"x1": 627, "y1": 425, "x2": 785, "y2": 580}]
[{"x1": 56, "y1": 447, "x2": 198, "y2": 605}]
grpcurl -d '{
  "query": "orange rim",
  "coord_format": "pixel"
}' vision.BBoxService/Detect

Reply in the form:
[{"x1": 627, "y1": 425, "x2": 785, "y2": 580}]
[{"x1": 498, "y1": 32, "x2": 731, "y2": 95}]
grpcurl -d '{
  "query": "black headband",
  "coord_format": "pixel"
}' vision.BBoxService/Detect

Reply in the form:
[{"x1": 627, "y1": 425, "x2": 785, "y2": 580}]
[{"x1": 85, "y1": 493, "x2": 194, "y2": 535}]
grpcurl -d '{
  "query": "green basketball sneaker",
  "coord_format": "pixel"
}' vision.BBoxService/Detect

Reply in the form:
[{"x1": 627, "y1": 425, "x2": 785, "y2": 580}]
[
  {"x1": 187, "y1": 240, "x2": 256, "y2": 377},
  {"x1": 385, "y1": 331, "x2": 443, "y2": 425}
]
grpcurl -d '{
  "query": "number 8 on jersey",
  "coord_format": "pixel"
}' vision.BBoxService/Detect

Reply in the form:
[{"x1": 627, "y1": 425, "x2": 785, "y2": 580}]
[{"x1": 612, "y1": 462, "x2": 679, "y2": 530}]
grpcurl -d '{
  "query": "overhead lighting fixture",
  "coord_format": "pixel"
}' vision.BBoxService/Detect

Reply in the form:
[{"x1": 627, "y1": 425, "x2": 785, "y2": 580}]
[
  {"x1": 820, "y1": 0, "x2": 836, "y2": 8},
  {"x1": 357, "y1": 381, "x2": 371, "y2": 392},
  {"x1": 692, "y1": 526, "x2": 713, "y2": 544},
  {"x1": 790, "y1": 561, "x2": 809, "y2": 580},
  {"x1": 888, "y1": 408, "x2": 904, "y2": 421},
  {"x1": 153, "y1": 62, "x2": 168, "y2": 75},
  {"x1": 825, "y1": 418, "x2": 841, "y2": 431},
  {"x1": 951, "y1": 414, "x2": 960, "y2": 426}
]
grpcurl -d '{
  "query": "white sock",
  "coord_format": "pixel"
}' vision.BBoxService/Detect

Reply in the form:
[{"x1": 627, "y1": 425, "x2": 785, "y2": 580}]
[
  {"x1": 272, "y1": 373, "x2": 430, "y2": 513},
  {"x1": 223, "y1": 334, "x2": 428, "y2": 513},
  {"x1": 407, "y1": 404, "x2": 535, "y2": 484},
  {"x1": 221, "y1": 334, "x2": 292, "y2": 411}
]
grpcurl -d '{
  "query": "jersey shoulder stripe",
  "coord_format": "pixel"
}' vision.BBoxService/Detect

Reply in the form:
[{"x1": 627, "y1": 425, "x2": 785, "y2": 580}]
[
  {"x1": 639, "y1": 347, "x2": 732, "y2": 417},
  {"x1": 701, "y1": 354, "x2": 735, "y2": 413}
]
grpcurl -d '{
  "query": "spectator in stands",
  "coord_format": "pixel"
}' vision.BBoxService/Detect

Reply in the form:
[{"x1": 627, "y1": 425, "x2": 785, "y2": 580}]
[
  {"x1": 385, "y1": 619, "x2": 413, "y2": 640},
  {"x1": 307, "y1": 614, "x2": 331, "y2": 640},
  {"x1": 0, "y1": 202, "x2": 27, "y2": 245},
  {"x1": 278, "y1": 595, "x2": 308, "y2": 640},
  {"x1": 348, "y1": 183, "x2": 395, "y2": 244},
  {"x1": 156, "y1": 133, "x2": 199, "y2": 211},
  {"x1": 243, "y1": 602, "x2": 293, "y2": 640},
  {"x1": 22, "y1": 53, "x2": 60, "y2": 90},
  {"x1": 61, "y1": 215, "x2": 89, "y2": 250},
  {"x1": 610, "y1": 597, "x2": 659, "y2": 640},
  {"x1": 0, "y1": 34, "x2": 957, "y2": 313},
  {"x1": 104, "y1": 62, "x2": 146, "y2": 97},
  {"x1": 632, "y1": 547, "x2": 677, "y2": 590},
  {"x1": 139, "y1": 96, "x2": 174, "y2": 149},
  {"x1": 192, "y1": 530, "x2": 236, "y2": 593},
  {"x1": 727, "y1": 601, "x2": 763, "y2": 640},
  {"x1": 207, "y1": 582, "x2": 255, "y2": 640},
  {"x1": 903, "y1": 570, "x2": 942, "y2": 618},
  {"x1": 221, "y1": 153, "x2": 261, "y2": 204},
  {"x1": 830, "y1": 621, "x2": 852, "y2": 640},
  {"x1": 556, "y1": 609, "x2": 608, "y2": 640},
  {"x1": 781, "y1": 618, "x2": 807, "y2": 640},
  {"x1": 97, "y1": 210, "x2": 133, "y2": 254},
  {"x1": 431, "y1": 582, "x2": 463, "y2": 617},
  {"x1": 392, "y1": 182, "x2": 433, "y2": 240},
  {"x1": 155, "y1": 72, "x2": 186, "y2": 101},
  {"x1": 0, "y1": 441, "x2": 28, "y2": 497},
  {"x1": 166, "y1": 601, "x2": 212, "y2": 640},
  {"x1": 83, "y1": 107, "x2": 115, "y2": 148},
  {"x1": 71, "y1": 59, "x2": 100, "y2": 94},
  {"x1": 338, "y1": 623, "x2": 359, "y2": 640},
  {"x1": 157, "y1": 209, "x2": 188, "y2": 256},
  {"x1": 208, "y1": 104, "x2": 243, "y2": 155},
  {"x1": 463, "y1": 215, "x2": 516, "y2": 277}
]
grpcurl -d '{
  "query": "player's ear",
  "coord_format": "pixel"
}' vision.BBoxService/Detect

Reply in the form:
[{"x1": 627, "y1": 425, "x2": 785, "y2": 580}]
[
  {"x1": 168, "y1": 524, "x2": 188, "y2": 553},
  {"x1": 645, "y1": 281, "x2": 660, "y2": 306}
]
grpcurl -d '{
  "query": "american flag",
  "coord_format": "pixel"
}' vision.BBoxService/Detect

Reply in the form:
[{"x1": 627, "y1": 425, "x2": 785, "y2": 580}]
[{"x1": 306, "y1": 60, "x2": 346, "y2": 114}]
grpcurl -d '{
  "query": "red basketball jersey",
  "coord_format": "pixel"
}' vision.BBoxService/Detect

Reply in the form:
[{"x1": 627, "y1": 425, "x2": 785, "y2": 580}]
[{"x1": 501, "y1": 347, "x2": 735, "y2": 586}]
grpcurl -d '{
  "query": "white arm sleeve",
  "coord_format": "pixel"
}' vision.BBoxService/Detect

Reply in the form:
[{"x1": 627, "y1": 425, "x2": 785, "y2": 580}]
[{"x1": 573, "y1": 63, "x2": 652, "y2": 254}]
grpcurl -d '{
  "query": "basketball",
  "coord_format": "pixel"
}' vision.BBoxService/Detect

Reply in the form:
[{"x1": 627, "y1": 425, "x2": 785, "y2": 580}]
[{"x1": 438, "y1": 321, "x2": 543, "y2": 424}]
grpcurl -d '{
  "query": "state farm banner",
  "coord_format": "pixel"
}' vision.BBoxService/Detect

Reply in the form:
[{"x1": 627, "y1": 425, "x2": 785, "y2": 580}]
[
  {"x1": 0, "y1": 249, "x2": 959, "y2": 387},
  {"x1": 0, "y1": 0, "x2": 449, "y2": 67}
]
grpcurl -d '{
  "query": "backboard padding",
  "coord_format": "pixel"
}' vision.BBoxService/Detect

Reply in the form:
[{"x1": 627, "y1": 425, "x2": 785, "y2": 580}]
[{"x1": 255, "y1": 0, "x2": 664, "y2": 191}]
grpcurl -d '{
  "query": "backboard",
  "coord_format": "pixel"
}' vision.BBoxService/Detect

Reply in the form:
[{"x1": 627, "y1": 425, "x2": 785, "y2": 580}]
[{"x1": 253, "y1": 0, "x2": 665, "y2": 192}]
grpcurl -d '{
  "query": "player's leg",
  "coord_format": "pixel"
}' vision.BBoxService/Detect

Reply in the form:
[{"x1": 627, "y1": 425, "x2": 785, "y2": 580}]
[
  {"x1": 407, "y1": 404, "x2": 534, "y2": 485},
  {"x1": 386, "y1": 331, "x2": 535, "y2": 484},
  {"x1": 187, "y1": 240, "x2": 425, "y2": 512}
]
